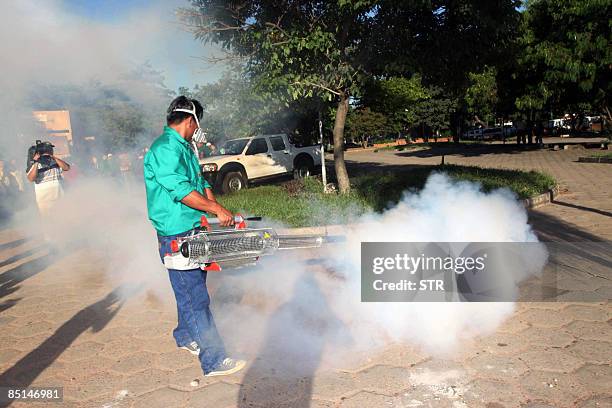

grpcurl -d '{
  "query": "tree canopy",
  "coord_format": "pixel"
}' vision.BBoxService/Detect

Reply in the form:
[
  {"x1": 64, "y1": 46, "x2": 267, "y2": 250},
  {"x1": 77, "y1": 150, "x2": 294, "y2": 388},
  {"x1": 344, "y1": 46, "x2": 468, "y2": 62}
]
[
  {"x1": 30, "y1": 0, "x2": 608, "y2": 182},
  {"x1": 345, "y1": 107, "x2": 388, "y2": 146},
  {"x1": 182, "y1": 0, "x2": 387, "y2": 192},
  {"x1": 515, "y1": 0, "x2": 611, "y2": 120},
  {"x1": 465, "y1": 66, "x2": 499, "y2": 126},
  {"x1": 360, "y1": 76, "x2": 429, "y2": 135}
]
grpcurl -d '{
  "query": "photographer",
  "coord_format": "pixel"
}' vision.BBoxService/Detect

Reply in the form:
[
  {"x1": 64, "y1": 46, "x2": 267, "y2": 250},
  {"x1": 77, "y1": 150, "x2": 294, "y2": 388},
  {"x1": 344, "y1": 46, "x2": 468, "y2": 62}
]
[{"x1": 26, "y1": 141, "x2": 70, "y2": 215}]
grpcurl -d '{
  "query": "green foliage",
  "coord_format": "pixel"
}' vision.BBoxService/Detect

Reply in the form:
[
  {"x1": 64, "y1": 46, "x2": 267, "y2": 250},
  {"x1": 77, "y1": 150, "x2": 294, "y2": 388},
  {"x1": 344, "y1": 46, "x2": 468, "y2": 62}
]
[
  {"x1": 465, "y1": 66, "x2": 499, "y2": 125},
  {"x1": 181, "y1": 67, "x2": 325, "y2": 143},
  {"x1": 361, "y1": 76, "x2": 430, "y2": 134},
  {"x1": 358, "y1": 76, "x2": 455, "y2": 136},
  {"x1": 368, "y1": 1, "x2": 522, "y2": 96},
  {"x1": 352, "y1": 165, "x2": 555, "y2": 209},
  {"x1": 101, "y1": 103, "x2": 146, "y2": 150},
  {"x1": 182, "y1": 69, "x2": 272, "y2": 141},
  {"x1": 588, "y1": 152, "x2": 612, "y2": 159},
  {"x1": 345, "y1": 108, "x2": 389, "y2": 144},
  {"x1": 516, "y1": 0, "x2": 612, "y2": 117},
  {"x1": 217, "y1": 166, "x2": 556, "y2": 226},
  {"x1": 183, "y1": 1, "x2": 381, "y2": 102},
  {"x1": 183, "y1": 0, "x2": 387, "y2": 193},
  {"x1": 181, "y1": 0, "x2": 609, "y2": 148},
  {"x1": 412, "y1": 87, "x2": 456, "y2": 133},
  {"x1": 365, "y1": 0, "x2": 522, "y2": 137},
  {"x1": 354, "y1": 166, "x2": 555, "y2": 211}
]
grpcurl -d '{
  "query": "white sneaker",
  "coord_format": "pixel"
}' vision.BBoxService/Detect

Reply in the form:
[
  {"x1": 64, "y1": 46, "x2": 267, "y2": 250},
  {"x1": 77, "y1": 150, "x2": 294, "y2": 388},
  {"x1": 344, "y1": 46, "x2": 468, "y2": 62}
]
[
  {"x1": 179, "y1": 341, "x2": 200, "y2": 355},
  {"x1": 205, "y1": 358, "x2": 246, "y2": 377}
]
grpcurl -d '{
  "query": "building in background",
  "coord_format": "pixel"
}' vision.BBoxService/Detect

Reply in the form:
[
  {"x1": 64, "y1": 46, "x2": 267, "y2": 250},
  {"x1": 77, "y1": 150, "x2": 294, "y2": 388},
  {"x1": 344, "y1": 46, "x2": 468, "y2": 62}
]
[{"x1": 32, "y1": 110, "x2": 73, "y2": 158}]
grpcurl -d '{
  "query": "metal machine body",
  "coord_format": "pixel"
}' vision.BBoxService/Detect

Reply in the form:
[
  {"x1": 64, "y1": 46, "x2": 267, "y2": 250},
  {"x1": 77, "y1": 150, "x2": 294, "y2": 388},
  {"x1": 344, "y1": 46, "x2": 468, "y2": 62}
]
[{"x1": 163, "y1": 215, "x2": 326, "y2": 271}]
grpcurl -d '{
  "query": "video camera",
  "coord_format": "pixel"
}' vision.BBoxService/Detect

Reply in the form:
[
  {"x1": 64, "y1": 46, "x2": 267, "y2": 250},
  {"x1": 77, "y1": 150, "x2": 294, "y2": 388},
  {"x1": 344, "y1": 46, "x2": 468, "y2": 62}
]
[{"x1": 26, "y1": 140, "x2": 56, "y2": 172}]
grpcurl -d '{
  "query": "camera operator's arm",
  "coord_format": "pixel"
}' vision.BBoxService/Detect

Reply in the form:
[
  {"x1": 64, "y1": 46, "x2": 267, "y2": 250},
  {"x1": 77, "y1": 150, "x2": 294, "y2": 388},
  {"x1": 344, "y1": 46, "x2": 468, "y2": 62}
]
[
  {"x1": 26, "y1": 153, "x2": 40, "y2": 182},
  {"x1": 52, "y1": 156, "x2": 70, "y2": 171}
]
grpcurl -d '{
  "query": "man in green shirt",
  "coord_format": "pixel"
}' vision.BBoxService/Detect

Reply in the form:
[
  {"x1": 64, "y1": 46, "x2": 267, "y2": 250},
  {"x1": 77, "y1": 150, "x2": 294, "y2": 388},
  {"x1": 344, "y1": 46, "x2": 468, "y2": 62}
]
[{"x1": 144, "y1": 96, "x2": 245, "y2": 377}]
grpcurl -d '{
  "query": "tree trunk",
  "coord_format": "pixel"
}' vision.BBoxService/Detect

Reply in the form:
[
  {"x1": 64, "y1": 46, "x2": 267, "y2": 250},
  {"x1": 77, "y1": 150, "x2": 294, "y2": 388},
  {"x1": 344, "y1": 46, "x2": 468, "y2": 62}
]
[
  {"x1": 333, "y1": 92, "x2": 351, "y2": 194},
  {"x1": 473, "y1": 115, "x2": 487, "y2": 128},
  {"x1": 451, "y1": 110, "x2": 461, "y2": 143},
  {"x1": 603, "y1": 105, "x2": 612, "y2": 129}
]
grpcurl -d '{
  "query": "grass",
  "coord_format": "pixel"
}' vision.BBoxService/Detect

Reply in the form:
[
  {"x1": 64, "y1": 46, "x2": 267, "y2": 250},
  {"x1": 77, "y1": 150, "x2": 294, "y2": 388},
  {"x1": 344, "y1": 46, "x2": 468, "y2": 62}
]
[
  {"x1": 217, "y1": 165, "x2": 556, "y2": 227},
  {"x1": 218, "y1": 178, "x2": 370, "y2": 227},
  {"x1": 588, "y1": 151, "x2": 612, "y2": 159}
]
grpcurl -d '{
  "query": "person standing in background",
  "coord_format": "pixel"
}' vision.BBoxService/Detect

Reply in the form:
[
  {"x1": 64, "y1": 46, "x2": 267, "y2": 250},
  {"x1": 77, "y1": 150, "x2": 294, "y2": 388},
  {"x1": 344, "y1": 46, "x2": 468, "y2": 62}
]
[
  {"x1": 535, "y1": 122, "x2": 544, "y2": 146},
  {"x1": 26, "y1": 142, "x2": 70, "y2": 216},
  {"x1": 0, "y1": 159, "x2": 12, "y2": 192},
  {"x1": 202, "y1": 142, "x2": 217, "y2": 157},
  {"x1": 90, "y1": 155, "x2": 99, "y2": 174},
  {"x1": 0, "y1": 159, "x2": 15, "y2": 210},
  {"x1": 8, "y1": 159, "x2": 25, "y2": 193},
  {"x1": 0, "y1": 159, "x2": 12, "y2": 219}
]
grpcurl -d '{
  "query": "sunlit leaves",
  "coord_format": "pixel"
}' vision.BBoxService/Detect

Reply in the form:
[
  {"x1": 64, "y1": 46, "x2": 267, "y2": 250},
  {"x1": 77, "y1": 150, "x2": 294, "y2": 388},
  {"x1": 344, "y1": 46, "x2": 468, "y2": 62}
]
[
  {"x1": 465, "y1": 66, "x2": 499, "y2": 124},
  {"x1": 516, "y1": 0, "x2": 611, "y2": 115}
]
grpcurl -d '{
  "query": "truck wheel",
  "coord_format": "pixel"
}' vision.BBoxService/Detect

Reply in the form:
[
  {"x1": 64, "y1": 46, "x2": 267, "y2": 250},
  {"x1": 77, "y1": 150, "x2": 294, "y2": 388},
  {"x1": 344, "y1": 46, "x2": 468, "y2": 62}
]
[
  {"x1": 294, "y1": 157, "x2": 314, "y2": 179},
  {"x1": 222, "y1": 171, "x2": 247, "y2": 194}
]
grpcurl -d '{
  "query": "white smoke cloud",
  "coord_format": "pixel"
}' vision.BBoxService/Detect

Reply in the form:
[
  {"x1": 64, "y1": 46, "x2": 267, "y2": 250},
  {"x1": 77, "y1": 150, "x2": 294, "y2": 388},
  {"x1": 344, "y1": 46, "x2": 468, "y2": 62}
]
[
  {"x1": 326, "y1": 173, "x2": 547, "y2": 354},
  {"x1": 212, "y1": 173, "x2": 548, "y2": 368},
  {"x1": 35, "y1": 179, "x2": 169, "y2": 301}
]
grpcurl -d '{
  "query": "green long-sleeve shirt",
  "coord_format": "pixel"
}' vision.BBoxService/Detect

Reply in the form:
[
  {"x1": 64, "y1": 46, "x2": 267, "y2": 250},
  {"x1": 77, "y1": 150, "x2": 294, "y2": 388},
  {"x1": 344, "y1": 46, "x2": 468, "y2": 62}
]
[{"x1": 144, "y1": 126, "x2": 211, "y2": 236}]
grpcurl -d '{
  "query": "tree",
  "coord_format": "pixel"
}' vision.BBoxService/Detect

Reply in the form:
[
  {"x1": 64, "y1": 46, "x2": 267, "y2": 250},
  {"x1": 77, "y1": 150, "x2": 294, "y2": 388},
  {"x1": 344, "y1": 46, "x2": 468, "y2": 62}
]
[
  {"x1": 361, "y1": 76, "x2": 430, "y2": 137},
  {"x1": 185, "y1": 69, "x2": 267, "y2": 141},
  {"x1": 181, "y1": 0, "x2": 383, "y2": 193},
  {"x1": 182, "y1": 67, "x2": 324, "y2": 144},
  {"x1": 101, "y1": 103, "x2": 146, "y2": 151},
  {"x1": 413, "y1": 86, "x2": 456, "y2": 140},
  {"x1": 369, "y1": 0, "x2": 522, "y2": 139},
  {"x1": 358, "y1": 75, "x2": 454, "y2": 140},
  {"x1": 465, "y1": 66, "x2": 499, "y2": 127},
  {"x1": 516, "y1": 0, "x2": 611, "y2": 122},
  {"x1": 345, "y1": 107, "x2": 388, "y2": 147}
]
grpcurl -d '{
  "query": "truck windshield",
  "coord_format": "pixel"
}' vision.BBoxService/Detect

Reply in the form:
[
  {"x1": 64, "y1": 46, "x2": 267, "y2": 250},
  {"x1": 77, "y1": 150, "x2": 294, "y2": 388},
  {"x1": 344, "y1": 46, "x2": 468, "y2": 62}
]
[{"x1": 217, "y1": 139, "x2": 249, "y2": 155}]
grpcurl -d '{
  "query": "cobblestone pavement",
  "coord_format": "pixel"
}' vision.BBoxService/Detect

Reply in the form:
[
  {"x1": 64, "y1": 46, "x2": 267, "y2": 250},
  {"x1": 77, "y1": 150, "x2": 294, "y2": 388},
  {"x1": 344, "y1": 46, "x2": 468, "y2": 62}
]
[{"x1": 0, "y1": 145, "x2": 610, "y2": 407}]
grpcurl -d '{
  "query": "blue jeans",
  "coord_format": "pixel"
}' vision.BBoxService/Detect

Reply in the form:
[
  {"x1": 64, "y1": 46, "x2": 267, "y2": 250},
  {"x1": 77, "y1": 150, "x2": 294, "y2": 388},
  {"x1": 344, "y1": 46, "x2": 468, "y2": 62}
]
[{"x1": 158, "y1": 230, "x2": 226, "y2": 373}]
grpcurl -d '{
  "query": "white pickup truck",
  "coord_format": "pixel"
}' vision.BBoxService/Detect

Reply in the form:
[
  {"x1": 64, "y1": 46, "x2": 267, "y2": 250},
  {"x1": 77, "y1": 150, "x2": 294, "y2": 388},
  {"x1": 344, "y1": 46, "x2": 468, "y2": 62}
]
[{"x1": 199, "y1": 134, "x2": 322, "y2": 193}]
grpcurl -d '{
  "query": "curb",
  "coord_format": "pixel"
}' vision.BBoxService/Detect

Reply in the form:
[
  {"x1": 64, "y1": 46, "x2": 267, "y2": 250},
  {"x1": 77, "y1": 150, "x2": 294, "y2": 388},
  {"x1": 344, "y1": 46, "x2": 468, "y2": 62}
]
[
  {"x1": 521, "y1": 185, "x2": 561, "y2": 209},
  {"x1": 577, "y1": 156, "x2": 612, "y2": 164}
]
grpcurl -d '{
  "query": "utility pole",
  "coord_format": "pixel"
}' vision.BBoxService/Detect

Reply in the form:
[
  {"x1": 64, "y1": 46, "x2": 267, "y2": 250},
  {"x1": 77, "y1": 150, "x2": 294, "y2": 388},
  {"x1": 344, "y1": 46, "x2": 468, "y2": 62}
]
[{"x1": 318, "y1": 113, "x2": 327, "y2": 192}]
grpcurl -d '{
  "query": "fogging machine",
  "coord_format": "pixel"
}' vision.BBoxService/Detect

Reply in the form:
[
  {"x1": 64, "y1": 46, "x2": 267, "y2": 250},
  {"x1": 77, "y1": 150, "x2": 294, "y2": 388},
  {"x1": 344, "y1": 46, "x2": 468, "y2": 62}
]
[{"x1": 163, "y1": 215, "x2": 341, "y2": 271}]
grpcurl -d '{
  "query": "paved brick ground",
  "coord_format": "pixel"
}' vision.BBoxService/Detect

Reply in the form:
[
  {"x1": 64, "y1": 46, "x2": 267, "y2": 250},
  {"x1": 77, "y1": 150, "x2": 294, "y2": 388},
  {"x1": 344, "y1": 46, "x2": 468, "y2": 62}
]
[{"x1": 0, "y1": 145, "x2": 610, "y2": 407}]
